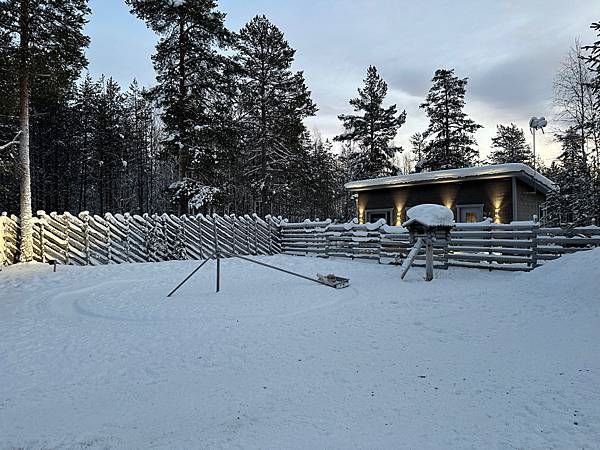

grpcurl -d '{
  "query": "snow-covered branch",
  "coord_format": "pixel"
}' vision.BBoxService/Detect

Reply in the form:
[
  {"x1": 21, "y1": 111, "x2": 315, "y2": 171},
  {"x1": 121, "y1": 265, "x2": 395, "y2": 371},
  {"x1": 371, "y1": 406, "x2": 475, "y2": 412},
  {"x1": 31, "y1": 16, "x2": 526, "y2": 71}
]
[{"x1": 0, "y1": 131, "x2": 22, "y2": 152}]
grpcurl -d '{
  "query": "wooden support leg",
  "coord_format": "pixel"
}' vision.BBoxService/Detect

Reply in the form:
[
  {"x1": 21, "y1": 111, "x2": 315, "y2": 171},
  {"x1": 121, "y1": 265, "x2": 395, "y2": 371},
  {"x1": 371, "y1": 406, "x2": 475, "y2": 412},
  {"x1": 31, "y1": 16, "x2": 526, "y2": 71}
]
[
  {"x1": 425, "y1": 239, "x2": 434, "y2": 282},
  {"x1": 400, "y1": 237, "x2": 424, "y2": 280}
]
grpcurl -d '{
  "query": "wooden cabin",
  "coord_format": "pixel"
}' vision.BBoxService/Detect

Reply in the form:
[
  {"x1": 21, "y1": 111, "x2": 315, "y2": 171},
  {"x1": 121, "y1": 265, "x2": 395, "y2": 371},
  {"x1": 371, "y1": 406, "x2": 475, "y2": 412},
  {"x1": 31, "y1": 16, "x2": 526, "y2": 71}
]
[{"x1": 345, "y1": 163, "x2": 557, "y2": 225}]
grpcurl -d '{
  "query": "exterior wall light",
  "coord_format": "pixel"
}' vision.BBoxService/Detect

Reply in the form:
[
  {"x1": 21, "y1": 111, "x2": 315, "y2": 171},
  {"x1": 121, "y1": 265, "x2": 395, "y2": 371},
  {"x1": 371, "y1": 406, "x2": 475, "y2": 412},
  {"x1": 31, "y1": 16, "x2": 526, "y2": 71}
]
[
  {"x1": 395, "y1": 207, "x2": 403, "y2": 226},
  {"x1": 358, "y1": 209, "x2": 366, "y2": 224},
  {"x1": 494, "y1": 208, "x2": 501, "y2": 224}
]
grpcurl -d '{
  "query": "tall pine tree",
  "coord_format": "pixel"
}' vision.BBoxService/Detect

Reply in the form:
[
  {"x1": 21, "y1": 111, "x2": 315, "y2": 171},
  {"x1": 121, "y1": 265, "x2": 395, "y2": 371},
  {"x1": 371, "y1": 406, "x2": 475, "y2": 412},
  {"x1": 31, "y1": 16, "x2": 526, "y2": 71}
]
[
  {"x1": 489, "y1": 123, "x2": 533, "y2": 165},
  {"x1": 420, "y1": 69, "x2": 482, "y2": 171},
  {"x1": 235, "y1": 15, "x2": 316, "y2": 215},
  {"x1": 126, "y1": 0, "x2": 229, "y2": 212},
  {"x1": 335, "y1": 65, "x2": 406, "y2": 179}
]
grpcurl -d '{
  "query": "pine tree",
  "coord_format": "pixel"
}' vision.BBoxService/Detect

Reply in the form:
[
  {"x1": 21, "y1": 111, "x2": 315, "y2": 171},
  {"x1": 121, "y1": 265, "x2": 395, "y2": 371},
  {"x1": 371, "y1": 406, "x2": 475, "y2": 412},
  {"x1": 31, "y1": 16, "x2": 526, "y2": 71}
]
[
  {"x1": 124, "y1": 80, "x2": 155, "y2": 213},
  {"x1": 420, "y1": 68, "x2": 482, "y2": 171},
  {"x1": 409, "y1": 132, "x2": 426, "y2": 172},
  {"x1": 126, "y1": 0, "x2": 229, "y2": 213},
  {"x1": 95, "y1": 77, "x2": 127, "y2": 213},
  {"x1": 337, "y1": 142, "x2": 358, "y2": 218},
  {"x1": 290, "y1": 133, "x2": 341, "y2": 219},
  {"x1": 335, "y1": 65, "x2": 406, "y2": 180},
  {"x1": 72, "y1": 74, "x2": 100, "y2": 210},
  {"x1": 544, "y1": 128, "x2": 594, "y2": 225},
  {"x1": 30, "y1": 78, "x2": 79, "y2": 212},
  {"x1": 235, "y1": 15, "x2": 316, "y2": 216},
  {"x1": 0, "y1": 0, "x2": 90, "y2": 261},
  {"x1": 489, "y1": 123, "x2": 533, "y2": 165}
]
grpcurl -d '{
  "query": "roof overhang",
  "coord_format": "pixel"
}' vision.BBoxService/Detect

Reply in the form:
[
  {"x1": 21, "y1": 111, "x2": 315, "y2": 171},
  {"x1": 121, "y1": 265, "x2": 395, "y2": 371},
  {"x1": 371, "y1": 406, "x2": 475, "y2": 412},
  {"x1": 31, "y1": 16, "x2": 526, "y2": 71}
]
[{"x1": 344, "y1": 164, "x2": 557, "y2": 195}]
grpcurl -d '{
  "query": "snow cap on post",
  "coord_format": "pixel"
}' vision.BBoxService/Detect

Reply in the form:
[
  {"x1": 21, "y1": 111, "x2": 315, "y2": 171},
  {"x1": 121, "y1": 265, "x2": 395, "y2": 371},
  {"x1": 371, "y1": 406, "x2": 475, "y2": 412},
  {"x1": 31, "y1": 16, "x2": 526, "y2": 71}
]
[{"x1": 402, "y1": 204, "x2": 454, "y2": 228}]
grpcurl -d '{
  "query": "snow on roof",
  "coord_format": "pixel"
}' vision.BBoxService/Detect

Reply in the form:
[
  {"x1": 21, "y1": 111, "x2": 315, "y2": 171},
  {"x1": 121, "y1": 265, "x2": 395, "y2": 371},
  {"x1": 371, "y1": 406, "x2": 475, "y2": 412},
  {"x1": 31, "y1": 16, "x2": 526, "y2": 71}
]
[
  {"x1": 402, "y1": 204, "x2": 454, "y2": 228},
  {"x1": 345, "y1": 163, "x2": 557, "y2": 193}
]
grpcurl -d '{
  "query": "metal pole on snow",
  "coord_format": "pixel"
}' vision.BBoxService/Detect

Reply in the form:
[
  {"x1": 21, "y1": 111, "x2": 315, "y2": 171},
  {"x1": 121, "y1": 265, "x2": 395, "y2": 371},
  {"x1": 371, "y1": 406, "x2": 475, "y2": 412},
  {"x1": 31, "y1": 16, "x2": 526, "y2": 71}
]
[
  {"x1": 167, "y1": 252, "x2": 216, "y2": 298},
  {"x1": 216, "y1": 251, "x2": 220, "y2": 293},
  {"x1": 222, "y1": 251, "x2": 337, "y2": 288}
]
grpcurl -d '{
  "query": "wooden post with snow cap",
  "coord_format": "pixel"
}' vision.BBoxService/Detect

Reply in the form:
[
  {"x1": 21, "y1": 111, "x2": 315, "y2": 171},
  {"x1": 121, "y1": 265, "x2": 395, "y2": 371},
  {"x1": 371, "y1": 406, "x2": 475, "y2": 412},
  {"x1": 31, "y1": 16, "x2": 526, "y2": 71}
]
[{"x1": 401, "y1": 204, "x2": 455, "y2": 281}]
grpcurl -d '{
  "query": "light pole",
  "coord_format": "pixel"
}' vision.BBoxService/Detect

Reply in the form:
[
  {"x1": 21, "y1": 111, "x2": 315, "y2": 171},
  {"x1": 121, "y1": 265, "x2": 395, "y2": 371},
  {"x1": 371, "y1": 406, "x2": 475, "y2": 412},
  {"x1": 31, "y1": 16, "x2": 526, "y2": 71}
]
[{"x1": 529, "y1": 116, "x2": 547, "y2": 219}]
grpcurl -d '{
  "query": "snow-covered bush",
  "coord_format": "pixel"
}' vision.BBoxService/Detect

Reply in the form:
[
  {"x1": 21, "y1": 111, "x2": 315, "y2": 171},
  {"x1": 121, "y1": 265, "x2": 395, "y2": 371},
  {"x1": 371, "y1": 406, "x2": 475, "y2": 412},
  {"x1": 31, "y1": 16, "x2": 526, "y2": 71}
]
[{"x1": 169, "y1": 178, "x2": 220, "y2": 212}]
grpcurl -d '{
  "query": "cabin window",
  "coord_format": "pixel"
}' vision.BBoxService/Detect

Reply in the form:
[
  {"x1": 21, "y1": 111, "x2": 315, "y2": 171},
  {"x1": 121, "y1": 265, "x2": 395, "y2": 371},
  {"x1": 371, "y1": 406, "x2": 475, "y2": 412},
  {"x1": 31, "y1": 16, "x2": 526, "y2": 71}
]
[
  {"x1": 457, "y1": 204, "x2": 484, "y2": 223},
  {"x1": 365, "y1": 208, "x2": 392, "y2": 224}
]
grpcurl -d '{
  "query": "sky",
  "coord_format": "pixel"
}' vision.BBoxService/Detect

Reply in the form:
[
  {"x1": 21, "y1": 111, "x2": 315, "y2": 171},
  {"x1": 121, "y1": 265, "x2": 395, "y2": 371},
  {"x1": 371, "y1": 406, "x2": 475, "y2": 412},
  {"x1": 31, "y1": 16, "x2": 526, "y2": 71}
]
[{"x1": 85, "y1": 0, "x2": 600, "y2": 164}]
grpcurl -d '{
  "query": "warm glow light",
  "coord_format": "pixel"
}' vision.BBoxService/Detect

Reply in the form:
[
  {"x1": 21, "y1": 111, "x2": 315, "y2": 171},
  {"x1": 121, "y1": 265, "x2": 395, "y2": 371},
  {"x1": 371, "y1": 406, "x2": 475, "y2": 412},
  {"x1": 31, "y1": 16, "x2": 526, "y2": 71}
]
[
  {"x1": 440, "y1": 185, "x2": 459, "y2": 210},
  {"x1": 494, "y1": 208, "x2": 501, "y2": 224},
  {"x1": 358, "y1": 209, "x2": 366, "y2": 224},
  {"x1": 395, "y1": 207, "x2": 403, "y2": 226}
]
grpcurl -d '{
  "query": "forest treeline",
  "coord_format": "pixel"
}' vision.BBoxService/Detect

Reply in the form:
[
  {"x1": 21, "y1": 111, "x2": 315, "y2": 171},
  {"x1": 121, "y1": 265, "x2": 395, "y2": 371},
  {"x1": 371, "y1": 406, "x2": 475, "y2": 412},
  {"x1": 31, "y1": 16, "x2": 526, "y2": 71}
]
[{"x1": 1, "y1": 1, "x2": 600, "y2": 228}]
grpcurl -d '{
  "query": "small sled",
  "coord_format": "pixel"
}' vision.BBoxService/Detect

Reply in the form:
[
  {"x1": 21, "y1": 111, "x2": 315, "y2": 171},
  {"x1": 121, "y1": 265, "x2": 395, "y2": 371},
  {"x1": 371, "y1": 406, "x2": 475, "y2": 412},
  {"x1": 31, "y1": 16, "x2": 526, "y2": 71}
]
[{"x1": 317, "y1": 273, "x2": 350, "y2": 289}]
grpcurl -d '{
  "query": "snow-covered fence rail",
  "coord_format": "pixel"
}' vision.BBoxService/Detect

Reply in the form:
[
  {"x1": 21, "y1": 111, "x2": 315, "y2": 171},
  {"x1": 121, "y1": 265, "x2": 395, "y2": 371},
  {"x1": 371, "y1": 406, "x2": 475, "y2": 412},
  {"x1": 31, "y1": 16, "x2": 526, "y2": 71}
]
[
  {"x1": 280, "y1": 219, "x2": 448, "y2": 268},
  {"x1": 448, "y1": 223, "x2": 539, "y2": 271},
  {"x1": 448, "y1": 223, "x2": 600, "y2": 271},
  {"x1": 280, "y1": 219, "x2": 600, "y2": 272},
  {"x1": 0, "y1": 211, "x2": 282, "y2": 266},
  {"x1": 536, "y1": 226, "x2": 600, "y2": 262}
]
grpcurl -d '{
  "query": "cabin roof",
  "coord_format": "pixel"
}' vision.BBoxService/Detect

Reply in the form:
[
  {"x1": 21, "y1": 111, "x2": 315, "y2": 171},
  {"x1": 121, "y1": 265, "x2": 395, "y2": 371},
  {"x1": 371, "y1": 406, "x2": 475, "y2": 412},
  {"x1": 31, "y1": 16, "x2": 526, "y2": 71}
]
[{"x1": 344, "y1": 163, "x2": 557, "y2": 194}]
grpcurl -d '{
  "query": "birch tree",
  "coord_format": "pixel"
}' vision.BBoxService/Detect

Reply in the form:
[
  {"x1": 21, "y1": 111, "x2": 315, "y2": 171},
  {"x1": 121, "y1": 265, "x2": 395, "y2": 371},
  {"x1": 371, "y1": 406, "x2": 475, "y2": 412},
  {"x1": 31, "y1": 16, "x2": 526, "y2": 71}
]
[{"x1": 554, "y1": 40, "x2": 598, "y2": 166}]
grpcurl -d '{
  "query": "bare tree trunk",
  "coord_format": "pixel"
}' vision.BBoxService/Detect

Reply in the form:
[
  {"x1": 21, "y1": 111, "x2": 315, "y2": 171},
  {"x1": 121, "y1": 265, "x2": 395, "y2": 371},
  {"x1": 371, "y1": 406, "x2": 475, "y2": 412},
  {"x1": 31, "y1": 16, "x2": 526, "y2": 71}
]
[
  {"x1": 18, "y1": 0, "x2": 33, "y2": 262},
  {"x1": 177, "y1": 15, "x2": 187, "y2": 215}
]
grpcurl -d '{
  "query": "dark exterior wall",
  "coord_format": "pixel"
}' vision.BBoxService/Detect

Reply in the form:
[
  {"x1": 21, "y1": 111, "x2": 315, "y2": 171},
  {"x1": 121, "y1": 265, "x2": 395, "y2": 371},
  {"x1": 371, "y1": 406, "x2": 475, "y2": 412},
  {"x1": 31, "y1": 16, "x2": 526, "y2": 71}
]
[
  {"x1": 515, "y1": 178, "x2": 546, "y2": 221},
  {"x1": 357, "y1": 177, "x2": 514, "y2": 224}
]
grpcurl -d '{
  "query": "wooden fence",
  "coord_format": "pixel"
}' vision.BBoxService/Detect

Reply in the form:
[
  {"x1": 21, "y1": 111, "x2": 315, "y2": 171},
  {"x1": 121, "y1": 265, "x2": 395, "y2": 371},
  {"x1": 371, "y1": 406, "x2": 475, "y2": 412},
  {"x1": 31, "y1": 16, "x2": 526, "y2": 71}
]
[
  {"x1": 3, "y1": 212, "x2": 600, "y2": 272},
  {"x1": 280, "y1": 219, "x2": 600, "y2": 272},
  {"x1": 0, "y1": 211, "x2": 282, "y2": 266}
]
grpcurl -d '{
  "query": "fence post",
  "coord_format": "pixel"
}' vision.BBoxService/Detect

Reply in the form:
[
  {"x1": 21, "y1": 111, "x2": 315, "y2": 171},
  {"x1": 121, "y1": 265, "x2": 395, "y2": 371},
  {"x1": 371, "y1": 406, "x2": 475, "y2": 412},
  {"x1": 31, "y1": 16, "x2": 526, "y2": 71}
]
[
  {"x1": 0, "y1": 213, "x2": 6, "y2": 265},
  {"x1": 375, "y1": 221, "x2": 383, "y2": 264},
  {"x1": 79, "y1": 212, "x2": 91, "y2": 265},
  {"x1": 531, "y1": 222, "x2": 539, "y2": 269},
  {"x1": 36, "y1": 211, "x2": 45, "y2": 263},
  {"x1": 143, "y1": 213, "x2": 152, "y2": 262},
  {"x1": 267, "y1": 216, "x2": 273, "y2": 255},
  {"x1": 253, "y1": 216, "x2": 259, "y2": 255},
  {"x1": 59, "y1": 213, "x2": 70, "y2": 265},
  {"x1": 486, "y1": 223, "x2": 492, "y2": 272},
  {"x1": 244, "y1": 216, "x2": 251, "y2": 255},
  {"x1": 212, "y1": 214, "x2": 219, "y2": 257},
  {"x1": 123, "y1": 213, "x2": 131, "y2": 263},
  {"x1": 231, "y1": 214, "x2": 237, "y2": 255},
  {"x1": 105, "y1": 213, "x2": 113, "y2": 264},
  {"x1": 195, "y1": 215, "x2": 204, "y2": 259}
]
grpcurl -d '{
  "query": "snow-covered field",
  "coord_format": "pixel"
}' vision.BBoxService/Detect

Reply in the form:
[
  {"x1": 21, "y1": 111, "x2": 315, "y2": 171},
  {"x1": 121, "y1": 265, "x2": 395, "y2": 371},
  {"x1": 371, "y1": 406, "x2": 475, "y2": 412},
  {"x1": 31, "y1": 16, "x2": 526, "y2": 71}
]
[{"x1": 1, "y1": 251, "x2": 599, "y2": 450}]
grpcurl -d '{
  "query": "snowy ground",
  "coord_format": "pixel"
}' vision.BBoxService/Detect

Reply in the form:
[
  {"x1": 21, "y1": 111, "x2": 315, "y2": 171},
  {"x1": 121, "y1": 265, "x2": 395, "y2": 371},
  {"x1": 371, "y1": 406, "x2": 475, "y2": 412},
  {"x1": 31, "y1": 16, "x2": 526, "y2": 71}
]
[{"x1": 1, "y1": 251, "x2": 599, "y2": 450}]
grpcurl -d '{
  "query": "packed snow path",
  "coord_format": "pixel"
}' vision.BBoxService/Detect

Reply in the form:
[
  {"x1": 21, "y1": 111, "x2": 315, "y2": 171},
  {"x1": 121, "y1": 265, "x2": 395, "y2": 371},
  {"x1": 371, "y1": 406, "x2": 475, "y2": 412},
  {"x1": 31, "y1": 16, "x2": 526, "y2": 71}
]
[{"x1": 1, "y1": 253, "x2": 599, "y2": 449}]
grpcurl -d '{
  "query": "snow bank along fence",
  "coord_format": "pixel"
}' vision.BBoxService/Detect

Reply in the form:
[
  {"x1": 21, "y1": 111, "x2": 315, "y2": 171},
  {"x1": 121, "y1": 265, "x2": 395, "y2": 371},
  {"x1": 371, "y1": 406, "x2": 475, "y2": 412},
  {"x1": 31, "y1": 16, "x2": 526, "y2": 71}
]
[
  {"x1": 280, "y1": 219, "x2": 600, "y2": 272},
  {"x1": 0, "y1": 211, "x2": 282, "y2": 266}
]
